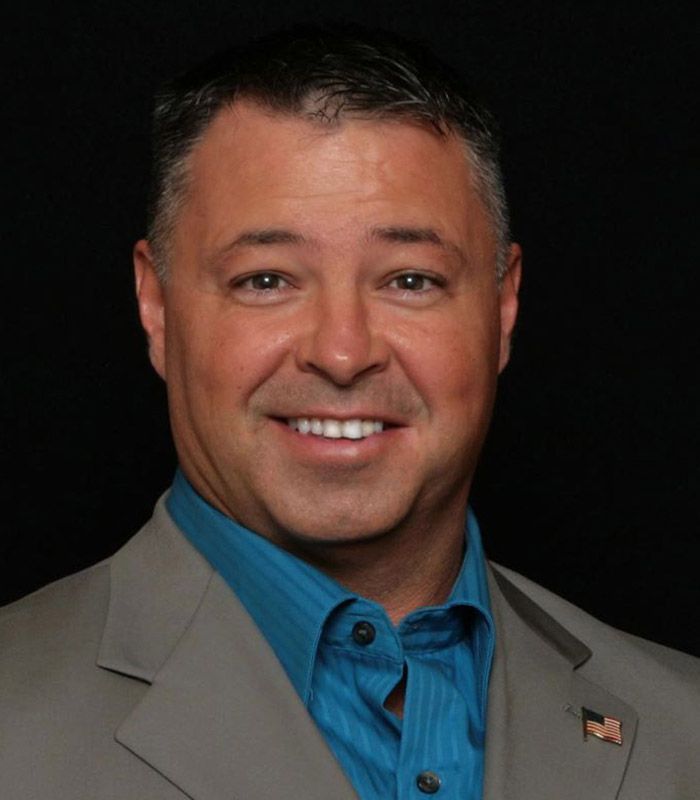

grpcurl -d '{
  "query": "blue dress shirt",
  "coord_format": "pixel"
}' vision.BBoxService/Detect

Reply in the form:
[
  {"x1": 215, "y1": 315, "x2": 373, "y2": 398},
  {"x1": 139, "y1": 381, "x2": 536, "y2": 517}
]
[{"x1": 167, "y1": 470, "x2": 495, "y2": 800}]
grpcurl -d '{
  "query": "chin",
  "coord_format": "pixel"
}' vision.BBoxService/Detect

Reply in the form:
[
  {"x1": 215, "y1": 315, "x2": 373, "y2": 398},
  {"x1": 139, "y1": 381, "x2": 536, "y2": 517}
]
[{"x1": 270, "y1": 502, "x2": 410, "y2": 549}]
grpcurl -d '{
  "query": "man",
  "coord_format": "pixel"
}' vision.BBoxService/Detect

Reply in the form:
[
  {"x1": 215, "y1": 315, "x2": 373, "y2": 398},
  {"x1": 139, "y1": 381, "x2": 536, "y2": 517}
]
[{"x1": 1, "y1": 26, "x2": 698, "y2": 800}]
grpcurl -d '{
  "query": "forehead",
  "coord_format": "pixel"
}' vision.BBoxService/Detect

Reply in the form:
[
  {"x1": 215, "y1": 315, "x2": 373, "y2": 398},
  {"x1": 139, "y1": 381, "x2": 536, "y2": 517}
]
[{"x1": 177, "y1": 101, "x2": 493, "y2": 256}]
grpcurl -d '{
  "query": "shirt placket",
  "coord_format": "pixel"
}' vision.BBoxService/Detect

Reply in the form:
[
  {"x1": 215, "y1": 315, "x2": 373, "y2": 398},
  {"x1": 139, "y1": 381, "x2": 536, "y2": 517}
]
[{"x1": 395, "y1": 643, "x2": 481, "y2": 800}]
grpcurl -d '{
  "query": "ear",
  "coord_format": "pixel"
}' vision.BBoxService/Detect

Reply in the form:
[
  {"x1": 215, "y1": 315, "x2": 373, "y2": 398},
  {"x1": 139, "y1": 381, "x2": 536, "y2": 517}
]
[
  {"x1": 498, "y1": 242, "x2": 522, "y2": 373},
  {"x1": 133, "y1": 239, "x2": 167, "y2": 380}
]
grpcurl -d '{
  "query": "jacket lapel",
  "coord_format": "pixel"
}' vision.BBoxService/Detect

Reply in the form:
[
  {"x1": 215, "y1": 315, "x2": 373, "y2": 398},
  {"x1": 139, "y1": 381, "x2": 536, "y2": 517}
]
[
  {"x1": 484, "y1": 567, "x2": 638, "y2": 800},
  {"x1": 99, "y1": 500, "x2": 638, "y2": 799},
  {"x1": 98, "y1": 499, "x2": 358, "y2": 800}
]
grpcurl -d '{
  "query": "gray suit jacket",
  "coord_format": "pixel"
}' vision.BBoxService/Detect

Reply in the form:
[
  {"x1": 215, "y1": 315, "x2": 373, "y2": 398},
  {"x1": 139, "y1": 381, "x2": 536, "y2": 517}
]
[{"x1": 2, "y1": 497, "x2": 698, "y2": 799}]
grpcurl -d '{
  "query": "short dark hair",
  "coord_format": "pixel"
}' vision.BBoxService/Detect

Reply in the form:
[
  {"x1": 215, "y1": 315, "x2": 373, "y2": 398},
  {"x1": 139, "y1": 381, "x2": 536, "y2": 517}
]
[{"x1": 147, "y1": 25, "x2": 510, "y2": 279}]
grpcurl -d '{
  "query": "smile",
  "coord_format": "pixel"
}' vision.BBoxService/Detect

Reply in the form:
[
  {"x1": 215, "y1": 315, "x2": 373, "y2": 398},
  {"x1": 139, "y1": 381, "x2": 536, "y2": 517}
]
[{"x1": 286, "y1": 418, "x2": 385, "y2": 440}]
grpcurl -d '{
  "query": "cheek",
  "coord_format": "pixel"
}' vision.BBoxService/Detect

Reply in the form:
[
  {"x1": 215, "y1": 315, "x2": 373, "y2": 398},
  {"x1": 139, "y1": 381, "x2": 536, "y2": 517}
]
[
  {"x1": 166, "y1": 306, "x2": 293, "y2": 407},
  {"x1": 398, "y1": 313, "x2": 500, "y2": 411}
]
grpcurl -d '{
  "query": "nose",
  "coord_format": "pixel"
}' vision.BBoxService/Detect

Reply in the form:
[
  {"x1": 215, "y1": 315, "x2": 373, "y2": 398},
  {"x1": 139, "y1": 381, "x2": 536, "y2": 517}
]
[{"x1": 295, "y1": 288, "x2": 389, "y2": 386}]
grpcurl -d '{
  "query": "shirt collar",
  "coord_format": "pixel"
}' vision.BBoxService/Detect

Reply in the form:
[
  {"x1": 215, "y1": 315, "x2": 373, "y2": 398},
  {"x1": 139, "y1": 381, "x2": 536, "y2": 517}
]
[{"x1": 167, "y1": 470, "x2": 493, "y2": 704}]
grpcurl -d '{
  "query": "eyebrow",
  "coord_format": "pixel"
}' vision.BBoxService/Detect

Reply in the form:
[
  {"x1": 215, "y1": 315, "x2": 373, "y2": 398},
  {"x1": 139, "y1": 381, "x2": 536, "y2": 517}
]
[
  {"x1": 206, "y1": 224, "x2": 464, "y2": 270},
  {"x1": 369, "y1": 226, "x2": 465, "y2": 259},
  {"x1": 204, "y1": 228, "x2": 308, "y2": 270},
  {"x1": 225, "y1": 228, "x2": 308, "y2": 248}
]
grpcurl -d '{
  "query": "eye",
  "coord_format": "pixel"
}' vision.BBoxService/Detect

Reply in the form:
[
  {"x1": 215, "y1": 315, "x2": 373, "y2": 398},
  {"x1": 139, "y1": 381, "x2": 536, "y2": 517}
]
[
  {"x1": 392, "y1": 273, "x2": 428, "y2": 291},
  {"x1": 387, "y1": 272, "x2": 444, "y2": 293},
  {"x1": 228, "y1": 271, "x2": 296, "y2": 305},
  {"x1": 235, "y1": 272, "x2": 289, "y2": 292}
]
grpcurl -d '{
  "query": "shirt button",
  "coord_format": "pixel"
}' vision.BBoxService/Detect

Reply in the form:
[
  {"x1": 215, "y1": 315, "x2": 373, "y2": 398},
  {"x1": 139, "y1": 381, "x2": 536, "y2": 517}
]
[
  {"x1": 416, "y1": 771, "x2": 441, "y2": 794},
  {"x1": 351, "y1": 621, "x2": 376, "y2": 645}
]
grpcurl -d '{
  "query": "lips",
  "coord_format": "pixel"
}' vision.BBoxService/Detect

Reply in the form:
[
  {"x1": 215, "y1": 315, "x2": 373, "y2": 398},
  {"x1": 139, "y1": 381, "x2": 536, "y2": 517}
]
[{"x1": 287, "y1": 417, "x2": 384, "y2": 440}]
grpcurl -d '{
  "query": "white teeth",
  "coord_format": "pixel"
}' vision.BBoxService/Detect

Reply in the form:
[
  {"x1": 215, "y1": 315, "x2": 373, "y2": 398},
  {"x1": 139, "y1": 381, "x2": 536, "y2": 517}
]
[
  {"x1": 341, "y1": 419, "x2": 363, "y2": 439},
  {"x1": 288, "y1": 417, "x2": 385, "y2": 439},
  {"x1": 361, "y1": 420, "x2": 375, "y2": 437},
  {"x1": 322, "y1": 419, "x2": 342, "y2": 438}
]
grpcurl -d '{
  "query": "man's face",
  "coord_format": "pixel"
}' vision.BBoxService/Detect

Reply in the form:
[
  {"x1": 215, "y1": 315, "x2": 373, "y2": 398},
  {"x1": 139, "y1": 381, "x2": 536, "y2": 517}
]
[{"x1": 136, "y1": 102, "x2": 520, "y2": 549}]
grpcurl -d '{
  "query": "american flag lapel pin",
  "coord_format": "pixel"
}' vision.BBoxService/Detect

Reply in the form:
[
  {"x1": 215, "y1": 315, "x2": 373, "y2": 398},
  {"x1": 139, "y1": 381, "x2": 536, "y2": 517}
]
[{"x1": 581, "y1": 707, "x2": 623, "y2": 745}]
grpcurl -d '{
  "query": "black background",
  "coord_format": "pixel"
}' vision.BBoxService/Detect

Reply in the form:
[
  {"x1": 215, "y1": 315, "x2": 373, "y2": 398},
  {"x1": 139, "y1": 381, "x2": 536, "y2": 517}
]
[{"x1": 3, "y1": 1, "x2": 698, "y2": 655}]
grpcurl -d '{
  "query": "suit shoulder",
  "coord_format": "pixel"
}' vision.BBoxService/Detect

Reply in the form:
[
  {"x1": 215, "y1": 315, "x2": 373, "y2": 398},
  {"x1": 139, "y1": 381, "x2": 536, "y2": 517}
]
[
  {"x1": 490, "y1": 562, "x2": 700, "y2": 676},
  {"x1": 0, "y1": 560, "x2": 111, "y2": 679},
  {"x1": 0, "y1": 500, "x2": 171, "y2": 654},
  {"x1": 1, "y1": 558, "x2": 110, "y2": 620}
]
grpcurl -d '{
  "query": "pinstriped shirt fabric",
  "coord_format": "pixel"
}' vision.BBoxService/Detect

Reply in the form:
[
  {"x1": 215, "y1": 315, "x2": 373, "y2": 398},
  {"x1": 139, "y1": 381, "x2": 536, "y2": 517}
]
[{"x1": 168, "y1": 470, "x2": 495, "y2": 800}]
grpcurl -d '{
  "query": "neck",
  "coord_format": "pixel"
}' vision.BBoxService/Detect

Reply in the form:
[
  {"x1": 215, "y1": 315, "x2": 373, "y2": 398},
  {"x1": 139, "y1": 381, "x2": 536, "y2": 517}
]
[
  {"x1": 285, "y1": 512, "x2": 467, "y2": 625},
  {"x1": 181, "y1": 466, "x2": 470, "y2": 625}
]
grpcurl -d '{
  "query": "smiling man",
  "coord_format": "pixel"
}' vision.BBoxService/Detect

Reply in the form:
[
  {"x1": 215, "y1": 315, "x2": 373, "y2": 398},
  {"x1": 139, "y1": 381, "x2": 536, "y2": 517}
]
[
  {"x1": 1, "y1": 26, "x2": 698, "y2": 800},
  {"x1": 136, "y1": 96, "x2": 517, "y2": 623}
]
